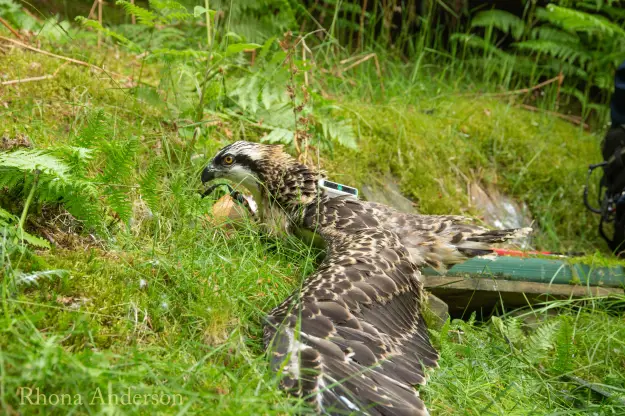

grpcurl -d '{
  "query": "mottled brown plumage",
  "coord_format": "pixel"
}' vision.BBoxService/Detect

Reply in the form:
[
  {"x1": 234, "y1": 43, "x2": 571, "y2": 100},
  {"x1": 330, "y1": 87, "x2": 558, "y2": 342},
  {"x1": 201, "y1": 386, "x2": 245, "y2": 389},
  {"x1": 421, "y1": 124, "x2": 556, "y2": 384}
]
[{"x1": 201, "y1": 141, "x2": 531, "y2": 415}]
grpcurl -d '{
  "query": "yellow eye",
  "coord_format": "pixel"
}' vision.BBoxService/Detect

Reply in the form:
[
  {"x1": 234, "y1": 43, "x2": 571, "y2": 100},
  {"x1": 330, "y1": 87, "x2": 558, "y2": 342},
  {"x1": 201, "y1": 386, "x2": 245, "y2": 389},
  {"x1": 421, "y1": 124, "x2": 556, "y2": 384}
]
[{"x1": 223, "y1": 155, "x2": 234, "y2": 165}]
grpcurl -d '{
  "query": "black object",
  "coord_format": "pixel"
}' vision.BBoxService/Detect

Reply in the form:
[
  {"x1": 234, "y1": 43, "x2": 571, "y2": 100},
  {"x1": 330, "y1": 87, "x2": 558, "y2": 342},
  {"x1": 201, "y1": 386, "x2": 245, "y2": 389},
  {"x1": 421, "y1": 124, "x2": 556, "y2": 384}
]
[
  {"x1": 585, "y1": 125, "x2": 625, "y2": 254},
  {"x1": 611, "y1": 61, "x2": 625, "y2": 126},
  {"x1": 584, "y1": 60, "x2": 625, "y2": 254}
]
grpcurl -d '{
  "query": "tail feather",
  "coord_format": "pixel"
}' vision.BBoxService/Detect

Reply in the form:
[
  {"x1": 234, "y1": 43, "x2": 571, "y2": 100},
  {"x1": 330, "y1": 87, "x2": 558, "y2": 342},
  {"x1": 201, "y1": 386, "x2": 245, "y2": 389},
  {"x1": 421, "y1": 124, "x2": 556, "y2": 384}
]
[{"x1": 363, "y1": 201, "x2": 532, "y2": 270}]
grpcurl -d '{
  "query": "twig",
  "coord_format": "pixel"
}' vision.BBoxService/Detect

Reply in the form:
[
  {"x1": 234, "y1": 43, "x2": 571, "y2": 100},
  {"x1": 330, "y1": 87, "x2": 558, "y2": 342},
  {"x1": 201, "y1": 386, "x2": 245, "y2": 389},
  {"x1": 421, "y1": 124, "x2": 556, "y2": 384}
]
[
  {"x1": 1, "y1": 62, "x2": 68, "y2": 86},
  {"x1": 464, "y1": 75, "x2": 563, "y2": 97},
  {"x1": 301, "y1": 39, "x2": 313, "y2": 86},
  {"x1": 556, "y1": 71, "x2": 564, "y2": 109},
  {"x1": 341, "y1": 53, "x2": 376, "y2": 72},
  {"x1": 22, "y1": 7, "x2": 42, "y2": 23},
  {"x1": 2, "y1": 74, "x2": 52, "y2": 85},
  {"x1": 339, "y1": 53, "x2": 384, "y2": 95},
  {"x1": 0, "y1": 16, "x2": 23, "y2": 41},
  {"x1": 131, "y1": 0, "x2": 136, "y2": 24},
  {"x1": 88, "y1": 0, "x2": 99, "y2": 19},
  {"x1": 358, "y1": 0, "x2": 367, "y2": 50},
  {"x1": 518, "y1": 104, "x2": 589, "y2": 130},
  {"x1": 98, "y1": 0, "x2": 103, "y2": 48},
  {"x1": 302, "y1": 40, "x2": 308, "y2": 86},
  {"x1": 0, "y1": 35, "x2": 148, "y2": 85},
  {"x1": 372, "y1": 53, "x2": 385, "y2": 96}
]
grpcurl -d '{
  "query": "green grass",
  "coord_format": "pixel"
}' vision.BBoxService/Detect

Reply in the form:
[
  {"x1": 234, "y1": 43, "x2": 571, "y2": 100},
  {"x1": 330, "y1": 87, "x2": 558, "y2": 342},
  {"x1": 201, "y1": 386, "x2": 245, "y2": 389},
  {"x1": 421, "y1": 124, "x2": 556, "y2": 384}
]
[{"x1": 1, "y1": 26, "x2": 624, "y2": 416}]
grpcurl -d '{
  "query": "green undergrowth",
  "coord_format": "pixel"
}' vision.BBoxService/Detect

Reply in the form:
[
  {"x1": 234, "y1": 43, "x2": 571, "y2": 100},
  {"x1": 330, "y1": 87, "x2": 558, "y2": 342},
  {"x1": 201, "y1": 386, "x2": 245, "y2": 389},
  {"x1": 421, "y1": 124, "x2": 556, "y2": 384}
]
[
  {"x1": 324, "y1": 99, "x2": 602, "y2": 253},
  {"x1": 1, "y1": 35, "x2": 625, "y2": 416}
]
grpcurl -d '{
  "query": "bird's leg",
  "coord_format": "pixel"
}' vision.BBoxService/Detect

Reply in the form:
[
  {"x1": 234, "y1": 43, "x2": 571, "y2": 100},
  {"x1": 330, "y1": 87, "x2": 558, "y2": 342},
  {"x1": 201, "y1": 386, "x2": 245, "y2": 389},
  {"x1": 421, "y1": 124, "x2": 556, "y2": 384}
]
[{"x1": 201, "y1": 183, "x2": 257, "y2": 219}]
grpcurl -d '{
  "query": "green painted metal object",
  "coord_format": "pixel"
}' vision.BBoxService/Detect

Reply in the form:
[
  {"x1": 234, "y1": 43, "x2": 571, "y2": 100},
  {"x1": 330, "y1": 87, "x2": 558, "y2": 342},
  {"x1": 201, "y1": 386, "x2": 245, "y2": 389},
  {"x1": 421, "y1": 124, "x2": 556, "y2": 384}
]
[{"x1": 423, "y1": 256, "x2": 625, "y2": 288}]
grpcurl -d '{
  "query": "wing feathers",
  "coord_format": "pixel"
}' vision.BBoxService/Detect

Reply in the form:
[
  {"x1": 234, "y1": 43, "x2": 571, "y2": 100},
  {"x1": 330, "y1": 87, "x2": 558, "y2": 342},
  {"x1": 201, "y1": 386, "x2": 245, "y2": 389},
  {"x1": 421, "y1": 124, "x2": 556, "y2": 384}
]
[
  {"x1": 265, "y1": 196, "x2": 530, "y2": 415},
  {"x1": 266, "y1": 217, "x2": 436, "y2": 415}
]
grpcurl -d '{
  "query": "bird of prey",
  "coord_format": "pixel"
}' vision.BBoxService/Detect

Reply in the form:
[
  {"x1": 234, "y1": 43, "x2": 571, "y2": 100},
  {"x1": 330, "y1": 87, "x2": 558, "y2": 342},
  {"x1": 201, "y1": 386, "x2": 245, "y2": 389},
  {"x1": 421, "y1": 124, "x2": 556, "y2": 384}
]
[{"x1": 201, "y1": 140, "x2": 531, "y2": 415}]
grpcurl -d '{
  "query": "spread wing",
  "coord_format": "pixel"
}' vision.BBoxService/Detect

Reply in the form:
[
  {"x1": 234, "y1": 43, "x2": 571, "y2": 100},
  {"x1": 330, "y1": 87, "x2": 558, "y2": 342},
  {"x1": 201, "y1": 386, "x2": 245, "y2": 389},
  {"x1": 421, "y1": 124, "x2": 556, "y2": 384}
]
[
  {"x1": 264, "y1": 197, "x2": 438, "y2": 415},
  {"x1": 362, "y1": 201, "x2": 532, "y2": 270}
]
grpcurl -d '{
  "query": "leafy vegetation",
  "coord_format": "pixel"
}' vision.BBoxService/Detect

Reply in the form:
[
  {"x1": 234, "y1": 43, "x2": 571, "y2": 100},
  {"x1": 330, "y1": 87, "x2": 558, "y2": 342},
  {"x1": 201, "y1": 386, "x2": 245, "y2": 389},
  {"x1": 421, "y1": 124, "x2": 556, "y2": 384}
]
[
  {"x1": 1, "y1": 0, "x2": 624, "y2": 415},
  {"x1": 453, "y1": 3, "x2": 625, "y2": 121}
]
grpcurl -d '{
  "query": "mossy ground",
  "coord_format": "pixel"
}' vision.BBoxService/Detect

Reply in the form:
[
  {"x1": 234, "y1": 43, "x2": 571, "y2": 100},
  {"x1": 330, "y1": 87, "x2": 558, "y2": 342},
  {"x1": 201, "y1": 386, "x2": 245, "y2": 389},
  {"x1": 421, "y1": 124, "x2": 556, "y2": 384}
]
[{"x1": 1, "y1": 39, "x2": 624, "y2": 416}]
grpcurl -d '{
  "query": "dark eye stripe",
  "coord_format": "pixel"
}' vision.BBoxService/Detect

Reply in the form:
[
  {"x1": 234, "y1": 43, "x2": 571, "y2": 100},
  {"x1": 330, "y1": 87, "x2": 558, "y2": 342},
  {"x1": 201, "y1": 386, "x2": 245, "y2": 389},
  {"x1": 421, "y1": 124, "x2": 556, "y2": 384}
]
[{"x1": 235, "y1": 154, "x2": 261, "y2": 176}]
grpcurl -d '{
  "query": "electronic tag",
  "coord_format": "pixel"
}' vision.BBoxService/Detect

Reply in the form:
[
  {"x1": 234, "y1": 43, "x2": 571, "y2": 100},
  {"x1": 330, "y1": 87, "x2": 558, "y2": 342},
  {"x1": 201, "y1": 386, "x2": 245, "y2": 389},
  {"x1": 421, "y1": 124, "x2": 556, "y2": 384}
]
[{"x1": 319, "y1": 179, "x2": 359, "y2": 199}]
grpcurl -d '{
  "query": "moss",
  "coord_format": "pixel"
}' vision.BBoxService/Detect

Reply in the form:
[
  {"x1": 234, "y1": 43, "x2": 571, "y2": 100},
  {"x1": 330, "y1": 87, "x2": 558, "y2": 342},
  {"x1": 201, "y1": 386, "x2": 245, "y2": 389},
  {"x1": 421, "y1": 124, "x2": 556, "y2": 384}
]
[{"x1": 323, "y1": 97, "x2": 603, "y2": 253}]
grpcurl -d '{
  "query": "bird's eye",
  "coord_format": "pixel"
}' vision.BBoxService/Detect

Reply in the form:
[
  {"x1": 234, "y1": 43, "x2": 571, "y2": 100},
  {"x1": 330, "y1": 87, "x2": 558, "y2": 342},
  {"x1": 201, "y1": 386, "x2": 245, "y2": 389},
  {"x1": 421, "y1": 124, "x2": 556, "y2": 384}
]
[{"x1": 223, "y1": 155, "x2": 234, "y2": 165}]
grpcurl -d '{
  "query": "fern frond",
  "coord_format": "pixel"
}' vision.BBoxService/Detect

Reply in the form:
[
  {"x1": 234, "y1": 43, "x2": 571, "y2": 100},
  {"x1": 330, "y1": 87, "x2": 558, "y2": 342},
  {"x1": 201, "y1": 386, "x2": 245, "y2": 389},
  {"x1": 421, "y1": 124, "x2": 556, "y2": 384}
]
[
  {"x1": 0, "y1": 207, "x2": 15, "y2": 224},
  {"x1": 503, "y1": 318, "x2": 525, "y2": 345},
  {"x1": 524, "y1": 319, "x2": 560, "y2": 364},
  {"x1": 0, "y1": 149, "x2": 70, "y2": 180},
  {"x1": 98, "y1": 138, "x2": 139, "y2": 224},
  {"x1": 262, "y1": 127, "x2": 294, "y2": 144},
  {"x1": 318, "y1": 117, "x2": 357, "y2": 150},
  {"x1": 16, "y1": 228, "x2": 51, "y2": 249},
  {"x1": 139, "y1": 163, "x2": 160, "y2": 214},
  {"x1": 561, "y1": 86, "x2": 590, "y2": 108},
  {"x1": 539, "y1": 5, "x2": 625, "y2": 38},
  {"x1": 75, "y1": 17, "x2": 140, "y2": 52},
  {"x1": 450, "y1": 33, "x2": 513, "y2": 59},
  {"x1": 149, "y1": 0, "x2": 192, "y2": 23},
  {"x1": 537, "y1": 57, "x2": 589, "y2": 79},
  {"x1": 55, "y1": 146, "x2": 95, "y2": 179},
  {"x1": 553, "y1": 316, "x2": 575, "y2": 374},
  {"x1": 13, "y1": 269, "x2": 67, "y2": 286},
  {"x1": 76, "y1": 109, "x2": 109, "y2": 148},
  {"x1": 530, "y1": 26, "x2": 580, "y2": 44},
  {"x1": 116, "y1": 0, "x2": 157, "y2": 26},
  {"x1": 230, "y1": 73, "x2": 262, "y2": 114},
  {"x1": 513, "y1": 39, "x2": 591, "y2": 65},
  {"x1": 471, "y1": 9, "x2": 526, "y2": 40}
]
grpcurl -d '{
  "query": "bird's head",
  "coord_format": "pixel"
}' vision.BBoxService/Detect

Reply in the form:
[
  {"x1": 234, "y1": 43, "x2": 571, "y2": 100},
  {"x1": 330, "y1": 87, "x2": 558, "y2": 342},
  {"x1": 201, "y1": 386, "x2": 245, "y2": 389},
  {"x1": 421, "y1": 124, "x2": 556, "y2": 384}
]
[
  {"x1": 201, "y1": 140, "x2": 273, "y2": 195},
  {"x1": 202, "y1": 140, "x2": 321, "y2": 210}
]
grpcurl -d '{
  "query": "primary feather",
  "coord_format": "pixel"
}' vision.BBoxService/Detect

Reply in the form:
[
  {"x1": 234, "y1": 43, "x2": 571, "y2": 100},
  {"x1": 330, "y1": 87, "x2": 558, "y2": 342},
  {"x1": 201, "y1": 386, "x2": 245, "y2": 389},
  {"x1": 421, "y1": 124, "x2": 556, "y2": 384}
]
[{"x1": 202, "y1": 141, "x2": 531, "y2": 415}]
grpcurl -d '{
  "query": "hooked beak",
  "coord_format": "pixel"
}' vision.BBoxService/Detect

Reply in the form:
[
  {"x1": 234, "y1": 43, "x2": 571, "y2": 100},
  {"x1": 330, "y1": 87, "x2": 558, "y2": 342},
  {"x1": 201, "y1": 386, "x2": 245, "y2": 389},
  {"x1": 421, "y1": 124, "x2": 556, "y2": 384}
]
[{"x1": 201, "y1": 164, "x2": 217, "y2": 183}]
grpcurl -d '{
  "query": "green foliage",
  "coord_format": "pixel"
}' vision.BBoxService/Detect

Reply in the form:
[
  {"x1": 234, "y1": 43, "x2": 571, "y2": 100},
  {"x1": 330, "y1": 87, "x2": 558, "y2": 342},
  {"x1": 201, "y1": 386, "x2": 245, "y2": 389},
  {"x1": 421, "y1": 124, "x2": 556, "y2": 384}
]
[
  {"x1": 0, "y1": 0, "x2": 39, "y2": 31},
  {"x1": 116, "y1": 0, "x2": 158, "y2": 26},
  {"x1": 226, "y1": 38, "x2": 358, "y2": 151},
  {"x1": 211, "y1": 0, "x2": 296, "y2": 43},
  {"x1": 0, "y1": 207, "x2": 50, "y2": 250},
  {"x1": 139, "y1": 163, "x2": 160, "y2": 215},
  {"x1": 471, "y1": 9, "x2": 526, "y2": 40},
  {"x1": 1, "y1": 3, "x2": 624, "y2": 415},
  {"x1": 452, "y1": 1, "x2": 625, "y2": 120},
  {"x1": 422, "y1": 303, "x2": 625, "y2": 414},
  {"x1": 553, "y1": 316, "x2": 575, "y2": 374},
  {"x1": 513, "y1": 39, "x2": 591, "y2": 65},
  {"x1": 540, "y1": 4, "x2": 625, "y2": 37},
  {"x1": 76, "y1": 17, "x2": 139, "y2": 51},
  {"x1": 0, "y1": 0, "x2": 72, "y2": 40},
  {"x1": 0, "y1": 110, "x2": 143, "y2": 235}
]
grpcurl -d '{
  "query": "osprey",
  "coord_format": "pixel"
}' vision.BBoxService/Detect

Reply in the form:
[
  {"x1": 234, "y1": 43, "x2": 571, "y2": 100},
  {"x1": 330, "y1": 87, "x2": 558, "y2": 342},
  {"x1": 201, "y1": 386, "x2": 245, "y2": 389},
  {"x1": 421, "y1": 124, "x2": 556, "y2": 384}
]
[{"x1": 201, "y1": 140, "x2": 531, "y2": 415}]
